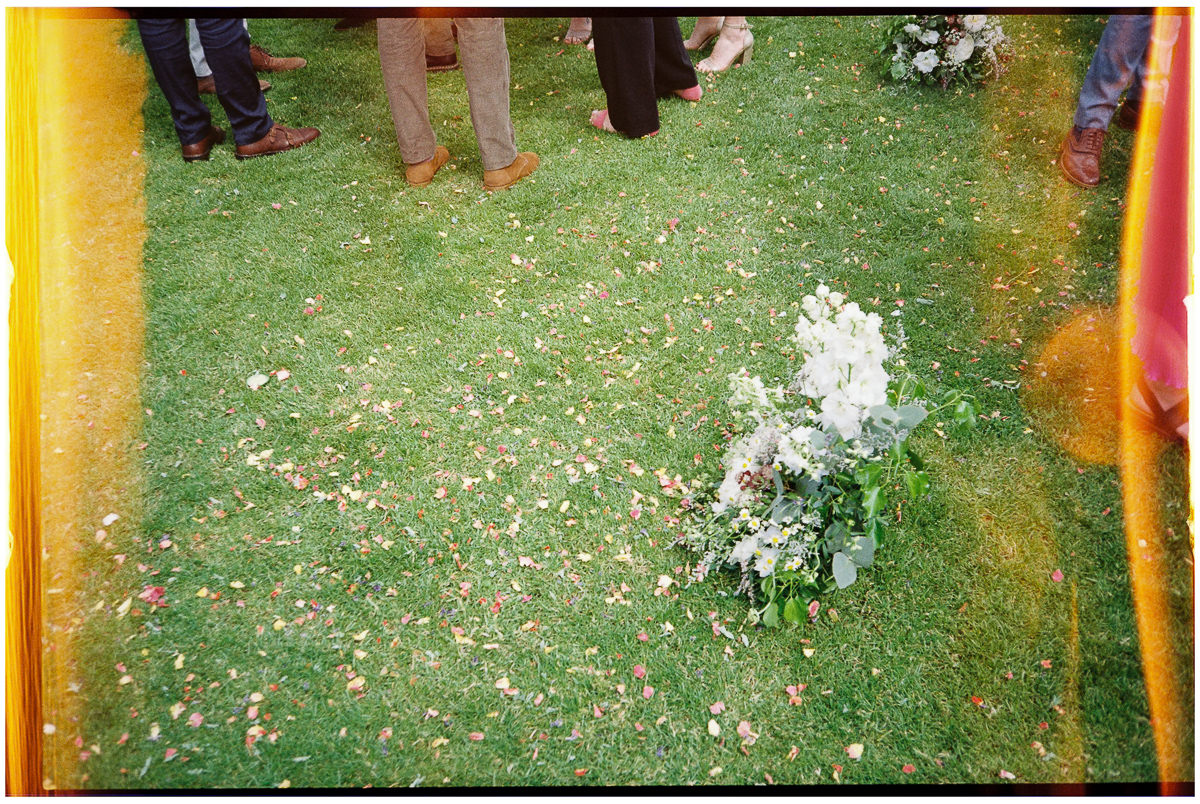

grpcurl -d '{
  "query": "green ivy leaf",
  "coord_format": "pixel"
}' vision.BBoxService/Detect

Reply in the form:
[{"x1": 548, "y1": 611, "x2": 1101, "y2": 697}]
[
  {"x1": 862, "y1": 486, "x2": 884, "y2": 519},
  {"x1": 905, "y1": 470, "x2": 931, "y2": 500},
  {"x1": 762, "y1": 601, "x2": 780, "y2": 628},
  {"x1": 783, "y1": 597, "x2": 802, "y2": 625}
]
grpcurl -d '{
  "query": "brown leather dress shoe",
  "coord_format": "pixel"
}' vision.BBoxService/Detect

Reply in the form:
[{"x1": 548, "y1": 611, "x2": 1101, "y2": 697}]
[
  {"x1": 482, "y1": 152, "x2": 539, "y2": 191},
  {"x1": 405, "y1": 145, "x2": 450, "y2": 187},
  {"x1": 196, "y1": 75, "x2": 271, "y2": 94},
  {"x1": 249, "y1": 44, "x2": 306, "y2": 73},
  {"x1": 234, "y1": 124, "x2": 320, "y2": 160},
  {"x1": 1115, "y1": 99, "x2": 1141, "y2": 131},
  {"x1": 181, "y1": 126, "x2": 226, "y2": 162},
  {"x1": 426, "y1": 53, "x2": 459, "y2": 72},
  {"x1": 1059, "y1": 126, "x2": 1104, "y2": 188}
]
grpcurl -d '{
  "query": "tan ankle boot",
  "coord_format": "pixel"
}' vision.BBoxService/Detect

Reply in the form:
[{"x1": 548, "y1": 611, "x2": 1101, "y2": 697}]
[
  {"x1": 482, "y1": 152, "x2": 539, "y2": 190},
  {"x1": 405, "y1": 145, "x2": 450, "y2": 187}
]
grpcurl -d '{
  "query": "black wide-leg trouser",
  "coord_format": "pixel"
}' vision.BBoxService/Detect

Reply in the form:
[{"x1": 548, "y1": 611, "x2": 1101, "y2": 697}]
[
  {"x1": 137, "y1": 17, "x2": 274, "y2": 146},
  {"x1": 592, "y1": 17, "x2": 698, "y2": 138}
]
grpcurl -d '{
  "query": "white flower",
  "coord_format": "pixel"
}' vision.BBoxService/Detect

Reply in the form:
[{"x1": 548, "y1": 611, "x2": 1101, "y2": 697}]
[
  {"x1": 950, "y1": 35, "x2": 975, "y2": 64},
  {"x1": 754, "y1": 549, "x2": 780, "y2": 577},
  {"x1": 903, "y1": 23, "x2": 920, "y2": 35},
  {"x1": 919, "y1": 29, "x2": 939, "y2": 45},
  {"x1": 962, "y1": 14, "x2": 987, "y2": 33},
  {"x1": 765, "y1": 526, "x2": 787, "y2": 547},
  {"x1": 730, "y1": 535, "x2": 759, "y2": 563},
  {"x1": 913, "y1": 49, "x2": 940, "y2": 74}
]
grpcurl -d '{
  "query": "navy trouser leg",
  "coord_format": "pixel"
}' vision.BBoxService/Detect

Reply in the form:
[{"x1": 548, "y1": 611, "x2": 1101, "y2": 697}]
[
  {"x1": 193, "y1": 18, "x2": 273, "y2": 145},
  {"x1": 138, "y1": 17, "x2": 272, "y2": 147},
  {"x1": 137, "y1": 17, "x2": 213, "y2": 146}
]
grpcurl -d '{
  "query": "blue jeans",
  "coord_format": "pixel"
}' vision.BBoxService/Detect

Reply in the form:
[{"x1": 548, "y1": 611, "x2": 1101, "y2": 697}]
[
  {"x1": 1073, "y1": 14, "x2": 1152, "y2": 130},
  {"x1": 138, "y1": 17, "x2": 273, "y2": 146}
]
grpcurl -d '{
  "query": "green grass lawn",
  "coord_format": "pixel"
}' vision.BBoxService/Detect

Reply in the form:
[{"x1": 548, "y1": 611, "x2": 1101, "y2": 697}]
[{"x1": 56, "y1": 14, "x2": 1191, "y2": 788}]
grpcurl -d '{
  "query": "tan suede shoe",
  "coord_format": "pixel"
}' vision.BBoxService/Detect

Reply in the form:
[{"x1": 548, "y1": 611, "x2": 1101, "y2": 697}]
[
  {"x1": 482, "y1": 152, "x2": 539, "y2": 191},
  {"x1": 405, "y1": 145, "x2": 450, "y2": 187},
  {"x1": 1058, "y1": 126, "x2": 1104, "y2": 188}
]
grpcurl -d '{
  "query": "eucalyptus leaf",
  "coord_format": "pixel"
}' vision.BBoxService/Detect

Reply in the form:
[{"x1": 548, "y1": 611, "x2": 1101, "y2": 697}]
[
  {"x1": 849, "y1": 536, "x2": 876, "y2": 568},
  {"x1": 832, "y1": 552, "x2": 857, "y2": 589},
  {"x1": 868, "y1": 404, "x2": 899, "y2": 425},
  {"x1": 896, "y1": 404, "x2": 928, "y2": 430},
  {"x1": 825, "y1": 521, "x2": 851, "y2": 553}
]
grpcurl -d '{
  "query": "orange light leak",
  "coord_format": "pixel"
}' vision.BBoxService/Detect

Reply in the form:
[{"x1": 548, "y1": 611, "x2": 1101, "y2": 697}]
[
  {"x1": 1117, "y1": 10, "x2": 1194, "y2": 788},
  {"x1": 6, "y1": 9, "x2": 147, "y2": 793}
]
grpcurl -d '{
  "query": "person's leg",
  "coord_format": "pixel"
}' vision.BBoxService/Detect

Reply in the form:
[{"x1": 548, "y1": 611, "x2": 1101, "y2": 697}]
[
  {"x1": 423, "y1": 18, "x2": 456, "y2": 57},
  {"x1": 193, "y1": 18, "x2": 274, "y2": 145},
  {"x1": 1074, "y1": 13, "x2": 1153, "y2": 130},
  {"x1": 377, "y1": 18, "x2": 438, "y2": 165},
  {"x1": 651, "y1": 17, "x2": 700, "y2": 95},
  {"x1": 137, "y1": 18, "x2": 214, "y2": 146},
  {"x1": 697, "y1": 15, "x2": 753, "y2": 74},
  {"x1": 564, "y1": 17, "x2": 591, "y2": 45},
  {"x1": 187, "y1": 19, "x2": 211, "y2": 78},
  {"x1": 455, "y1": 17, "x2": 518, "y2": 170},
  {"x1": 683, "y1": 15, "x2": 723, "y2": 51},
  {"x1": 592, "y1": 17, "x2": 659, "y2": 137}
]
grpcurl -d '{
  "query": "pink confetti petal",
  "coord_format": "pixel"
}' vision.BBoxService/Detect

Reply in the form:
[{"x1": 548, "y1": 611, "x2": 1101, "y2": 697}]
[
  {"x1": 1051, "y1": 569, "x2": 1064, "y2": 582},
  {"x1": 902, "y1": 764, "x2": 915, "y2": 774},
  {"x1": 642, "y1": 686, "x2": 655, "y2": 700},
  {"x1": 187, "y1": 712, "x2": 203, "y2": 727},
  {"x1": 636, "y1": 632, "x2": 649, "y2": 642},
  {"x1": 632, "y1": 664, "x2": 646, "y2": 679},
  {"x1": 709, "y1": 701, "x2": 725, "y2": 715}
]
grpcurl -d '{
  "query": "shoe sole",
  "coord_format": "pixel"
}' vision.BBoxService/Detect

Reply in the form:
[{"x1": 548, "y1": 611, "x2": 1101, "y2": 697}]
[{"x1": 425, "y1": 63, "x2": 460, "y2": 72}]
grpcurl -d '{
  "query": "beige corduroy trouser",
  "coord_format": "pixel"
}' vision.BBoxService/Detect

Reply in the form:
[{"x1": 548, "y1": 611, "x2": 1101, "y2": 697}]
[{"x1": 378, "y1": 17, "x2": 517, "y2": 171}]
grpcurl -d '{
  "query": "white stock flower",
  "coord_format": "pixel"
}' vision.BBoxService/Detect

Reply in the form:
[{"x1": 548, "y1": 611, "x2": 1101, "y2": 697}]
[
  {"x1": 962, "y1": 14, "x2": 987, "y2": 33},
  {"x1": 913, "y1": 49, "x2": 940, "y2": 74},
  {"x1": 903, "y1": 23, "x2": 920, "y2": 35},
  {"x1": 950, "y1": 35, "x2": 975, "y2": 64},
  {"x1": 919, "y1": 29, "x2": 939, "y2": 45}
]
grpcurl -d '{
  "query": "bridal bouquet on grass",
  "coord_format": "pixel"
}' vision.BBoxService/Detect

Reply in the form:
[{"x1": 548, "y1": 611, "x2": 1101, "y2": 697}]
[
  {"x1": 677, "y1": 285, "x2": 975, "y2": 627},
  {"x1": 883, "y1": 14, "x2": 1010, "y2": 88}
]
